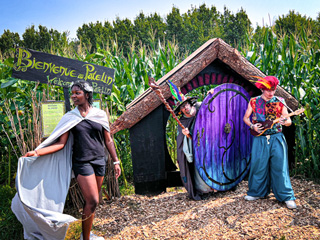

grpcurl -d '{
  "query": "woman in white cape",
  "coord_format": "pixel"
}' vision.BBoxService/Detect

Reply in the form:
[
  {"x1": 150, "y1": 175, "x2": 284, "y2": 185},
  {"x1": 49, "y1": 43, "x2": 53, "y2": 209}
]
[{"x1": 12, "y1": 80, "x2": 121, "y2": 240}]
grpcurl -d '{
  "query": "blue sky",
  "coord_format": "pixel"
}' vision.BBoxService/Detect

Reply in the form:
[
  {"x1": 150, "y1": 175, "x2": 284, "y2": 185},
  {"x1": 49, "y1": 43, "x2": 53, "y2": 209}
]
[{"x1": 1, "y1": 0, "x2": 319, "y2": 40}]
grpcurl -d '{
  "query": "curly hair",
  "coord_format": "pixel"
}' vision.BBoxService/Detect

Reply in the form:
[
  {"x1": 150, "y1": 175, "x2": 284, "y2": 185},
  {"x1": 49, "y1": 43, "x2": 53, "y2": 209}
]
[{"x1": 70, "y1": 80, "x2": 93, "y2": 105}]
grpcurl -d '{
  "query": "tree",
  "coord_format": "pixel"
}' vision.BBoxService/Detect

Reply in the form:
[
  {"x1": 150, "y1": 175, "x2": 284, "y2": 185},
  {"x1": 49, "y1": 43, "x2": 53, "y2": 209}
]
[
  {"x1": 133, "y1": 12, "x2": 166, "y2": 47},
  {"x1": 166, "y1": 7, "x2": 186, "y2": 49},
  {"x1": 133, "y1": 12, "x2": 149, "y2": 47},
  {"x1": 36, "y1": 25, "x2": 51, "y2": 50},
  {"x1": 22, "y1": 25, "x2": 68, "y2": 52},
  {"x1": 182, "y1": 11, "x2": 205, "y2": 52},
  {"x1": 49, "y1": 29, "x2": 69, "y2": 52},
  {"x1": 22, "y1": 25, "x2": 51, "y2": 51},
  {"x1": 316, "y1": 12, "x2": 320, "y2": 31},
  {"x1": 188, "y1": 4, "x2": 221, "y2": 39},
  {"x1": 274, "y1": 10, "x2": 317, "y2": 36},
  {"x1": 146, "y1": 13, "x2": 166, "y2": 44},
  {"x1": 0, "y1": 30, "x2": 22, "y2": 55},
  {"x1": 252, "y1": 25, "x2": 270, "y2": 46},
  {"x1": 77, "y1": 21, "x2": 112, "y2": 53},
  {"x1": 102, "y1": 21, "x2": 114, "y2": 47},
  {"x1": 221, "y1": 7, "x2": 252, "y2": 46},
  {"x1": 182, "y1": 4, "x2": 222, "y2": 52},
  {"x1": 112, "y1": 17, "x2": 135, "y2": 55},
  {"x1": 22, "y1": 25, "x2": 37, "y2": 50}
]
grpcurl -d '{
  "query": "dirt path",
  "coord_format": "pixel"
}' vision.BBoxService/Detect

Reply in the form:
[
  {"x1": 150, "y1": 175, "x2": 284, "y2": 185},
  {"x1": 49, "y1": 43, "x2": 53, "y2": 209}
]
[{"x1": 92, "y1": 178, "x2": 319, "y2": 239}]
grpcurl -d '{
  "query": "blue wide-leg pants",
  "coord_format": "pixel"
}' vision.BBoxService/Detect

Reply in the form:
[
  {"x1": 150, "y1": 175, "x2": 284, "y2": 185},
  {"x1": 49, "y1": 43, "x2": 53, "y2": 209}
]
[{"x1": 247, "y1": 132, "x2": 295, "y2": 202}]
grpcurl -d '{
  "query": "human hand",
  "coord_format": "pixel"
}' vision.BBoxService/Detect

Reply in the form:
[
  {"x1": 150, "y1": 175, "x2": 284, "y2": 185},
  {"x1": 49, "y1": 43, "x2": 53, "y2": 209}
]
[
  {"x1": 114, "y1": 163, "x2": 121, "y2": 179},
  {"x1": 23, "y1": 150, "x2": 39, "y2": 157},
  {"x1": 182, "y1": 128, "x2": 190, "y2": 136},
  {"x1": 207, "y1": 89, "x2": 215, "y2": 95},
  {"x1": 279, "y1": 116, "x2": 288, "y2": 125},
  {"x1": 253, "y1": 123, "x2": 264, "y2": 133}
]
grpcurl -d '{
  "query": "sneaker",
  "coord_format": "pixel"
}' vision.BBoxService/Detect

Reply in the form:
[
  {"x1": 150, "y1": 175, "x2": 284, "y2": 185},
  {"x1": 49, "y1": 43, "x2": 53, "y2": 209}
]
[
  {"x1": 285, "y1": 200, "x2": 297, "y2": 209},
  {"x1": 244, "y1": 195, "x2": 260, "y2": 201},
  {"x1": 80, "y1": 232, "x2": 105, "y2": 240}
]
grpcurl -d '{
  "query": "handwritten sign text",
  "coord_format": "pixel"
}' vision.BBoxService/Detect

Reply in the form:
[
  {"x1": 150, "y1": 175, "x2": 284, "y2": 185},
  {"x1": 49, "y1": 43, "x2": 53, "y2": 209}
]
[{"x1": 13, "y1": 48, "x2": 114, "y2": 95}]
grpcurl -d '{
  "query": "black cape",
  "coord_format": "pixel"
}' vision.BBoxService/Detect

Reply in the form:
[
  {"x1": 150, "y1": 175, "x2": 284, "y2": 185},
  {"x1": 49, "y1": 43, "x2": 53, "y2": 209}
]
[{"x1": 177, "y1": 102, "x2": 202, "y2": 200}]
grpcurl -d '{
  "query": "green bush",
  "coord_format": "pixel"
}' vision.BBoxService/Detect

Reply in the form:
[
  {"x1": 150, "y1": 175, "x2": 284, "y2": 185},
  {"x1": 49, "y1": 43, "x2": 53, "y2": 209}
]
[{"x1": 0, "y1": 185, "x2": 23, "y2": 240}]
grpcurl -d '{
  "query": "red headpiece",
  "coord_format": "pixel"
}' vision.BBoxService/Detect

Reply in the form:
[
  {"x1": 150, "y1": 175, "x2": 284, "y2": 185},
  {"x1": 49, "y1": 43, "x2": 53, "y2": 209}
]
[{"x1": 251, "y1": 76, "x2": 279, "y2": 91}]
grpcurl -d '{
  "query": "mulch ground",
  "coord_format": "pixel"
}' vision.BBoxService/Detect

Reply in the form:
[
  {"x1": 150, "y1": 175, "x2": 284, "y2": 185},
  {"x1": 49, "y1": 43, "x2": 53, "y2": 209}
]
[{"x1": 91, "y1": 178, "x2": 319, "y2": 239}]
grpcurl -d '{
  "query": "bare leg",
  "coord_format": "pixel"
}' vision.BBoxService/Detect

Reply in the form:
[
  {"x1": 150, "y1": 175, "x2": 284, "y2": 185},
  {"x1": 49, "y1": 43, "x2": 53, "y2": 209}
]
[{"x1": 77, "y1": 174, "x2": 104, "y2": 240}]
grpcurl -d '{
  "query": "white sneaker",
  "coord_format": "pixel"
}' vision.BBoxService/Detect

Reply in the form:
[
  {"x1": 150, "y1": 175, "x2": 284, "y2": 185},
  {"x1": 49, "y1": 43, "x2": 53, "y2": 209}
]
[
  {"x1": 244, "y1": 195, "x2": 260, "y2": 201},
  {"x1": 80, "y1": 232, "x2": 105, "y2": 240},
  {"x1": 285, "y1": 200, "x2": 297, "y2": 209}
]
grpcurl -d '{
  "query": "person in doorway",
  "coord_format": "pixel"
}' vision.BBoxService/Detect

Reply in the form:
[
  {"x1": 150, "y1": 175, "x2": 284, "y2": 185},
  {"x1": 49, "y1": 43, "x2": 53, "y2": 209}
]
[
  {"x1": 19, "y1": 80, "x2": 121, "y2": 240},
  {"x1": 243, "y1": 76, "x2": 296, "y2": 209},
  {"x1": 171, "y1": 81, "x2": 216, "y2": 200}
]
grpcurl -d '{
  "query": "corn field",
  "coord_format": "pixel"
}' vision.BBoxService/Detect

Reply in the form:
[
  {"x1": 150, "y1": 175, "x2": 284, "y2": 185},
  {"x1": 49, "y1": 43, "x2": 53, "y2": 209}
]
[
  {"x1": 1, "y1": 28, "x2": 319, "y2": 188},
  {"x1": 0, "y1": 26, "x2": 319, "y2": 240},
  {"x1": 1, "y1": 28, "x2": 320, "y2": 187}
]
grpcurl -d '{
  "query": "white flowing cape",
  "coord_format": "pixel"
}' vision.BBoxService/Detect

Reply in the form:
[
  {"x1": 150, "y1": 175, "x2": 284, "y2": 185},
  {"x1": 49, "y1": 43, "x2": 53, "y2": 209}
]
[{"x1": 11, "y1": 107, "x2": 110, "y2": 240}]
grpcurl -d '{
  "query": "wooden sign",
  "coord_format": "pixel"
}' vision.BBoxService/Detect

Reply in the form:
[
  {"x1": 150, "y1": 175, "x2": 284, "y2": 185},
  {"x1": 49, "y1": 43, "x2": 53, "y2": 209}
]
[
  {"x1": 41, "y1": 101, "x2": 65, "y2": 138},
  {"x1": 12, "y1": 48, "x2": 114, "y2": 95},
  {"x1": 193, "y1": 83, "x2": 252, "y2": 191}
]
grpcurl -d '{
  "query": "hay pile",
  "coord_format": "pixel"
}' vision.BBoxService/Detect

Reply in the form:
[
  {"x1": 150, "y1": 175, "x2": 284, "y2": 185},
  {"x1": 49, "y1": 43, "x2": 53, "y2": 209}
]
[{"x1": 91, "y1": 178, "x2": 319, "y2": 239}]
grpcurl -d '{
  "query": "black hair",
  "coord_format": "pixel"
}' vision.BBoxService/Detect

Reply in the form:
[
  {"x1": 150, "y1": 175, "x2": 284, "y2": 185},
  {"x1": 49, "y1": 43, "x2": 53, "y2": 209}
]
[{"x1": 70, "y1": 80, "x2": 93, "y2": 105}]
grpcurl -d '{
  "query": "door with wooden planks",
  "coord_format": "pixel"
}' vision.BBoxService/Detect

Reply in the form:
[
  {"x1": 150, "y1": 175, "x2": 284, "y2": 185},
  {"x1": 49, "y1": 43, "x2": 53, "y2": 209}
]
[{"x1": 193, "y1": 83, "x2": 252, "y2": 191}]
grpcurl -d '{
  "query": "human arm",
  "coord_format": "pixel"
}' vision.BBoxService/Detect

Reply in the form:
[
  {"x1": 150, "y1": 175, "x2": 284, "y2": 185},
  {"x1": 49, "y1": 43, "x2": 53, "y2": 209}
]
[
  {"x1": 104, "y1": 129, "x2": 121, "y2": 179},
  {"x1": 279, "y1": 106, "x2": 292, "y2": 127},
  {"x1": 243, "y1": 101, "x2": 263, "y2": 134},
  {"x1": 23, "y1": 131, "x2": 70, "y2": 157}
]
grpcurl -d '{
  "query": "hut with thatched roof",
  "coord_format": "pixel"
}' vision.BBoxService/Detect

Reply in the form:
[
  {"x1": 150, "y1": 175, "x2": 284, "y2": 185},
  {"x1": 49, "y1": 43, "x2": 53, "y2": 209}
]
[{"x1": 111, "y1": 38, "x2": 299, "y2": 195}]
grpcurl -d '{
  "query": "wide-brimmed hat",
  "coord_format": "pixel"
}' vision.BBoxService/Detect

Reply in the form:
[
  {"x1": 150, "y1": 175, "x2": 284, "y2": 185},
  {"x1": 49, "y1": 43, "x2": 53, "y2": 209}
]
[
  {"x1": 250, "y1": 76, "x2": 279, "y2": 91},
  {"x1": 174, "y1": 96, "x2": 198, "y2": 115},
  {"x1": 167, "y1": 80, "x2": 198, "y2": 115}
]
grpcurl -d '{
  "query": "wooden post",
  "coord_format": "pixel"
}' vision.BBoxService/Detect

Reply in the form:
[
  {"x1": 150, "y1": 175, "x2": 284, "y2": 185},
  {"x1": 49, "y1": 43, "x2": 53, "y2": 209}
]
[{"x1": 63, "y1": 88, "x2": 71, "y2": 112}]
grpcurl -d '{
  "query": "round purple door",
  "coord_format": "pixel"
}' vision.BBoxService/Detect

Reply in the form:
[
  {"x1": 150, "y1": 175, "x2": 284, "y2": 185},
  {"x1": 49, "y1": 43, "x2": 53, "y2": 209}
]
[{"x1": 193, "y1": 83, "x2": 252, "y2": 191}]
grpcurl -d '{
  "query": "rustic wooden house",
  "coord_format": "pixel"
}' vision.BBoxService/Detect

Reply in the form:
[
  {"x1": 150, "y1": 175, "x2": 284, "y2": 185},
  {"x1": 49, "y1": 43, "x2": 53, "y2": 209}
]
[{"x1": 110, "y1": 38, "x2": 299, "y2": 195}]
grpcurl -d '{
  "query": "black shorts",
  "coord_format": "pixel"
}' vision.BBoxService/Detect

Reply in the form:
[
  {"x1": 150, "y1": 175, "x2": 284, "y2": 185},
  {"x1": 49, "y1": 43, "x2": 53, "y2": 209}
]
[{"x1": 72, "y1": 157, "x2": 106, "y2": 178}]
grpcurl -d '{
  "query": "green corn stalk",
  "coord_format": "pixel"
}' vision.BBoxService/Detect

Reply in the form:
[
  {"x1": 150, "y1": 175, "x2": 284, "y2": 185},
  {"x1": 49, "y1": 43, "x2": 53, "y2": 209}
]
[
  {"x1": 240, "y1": 27, "x2": 320, "y2": 180},
  {"x1": 7, "y1": 145, "x2": 11, "y2": 186},
  {"x1": 1, "y1": 27, "x2": 319, "y2": 187}
]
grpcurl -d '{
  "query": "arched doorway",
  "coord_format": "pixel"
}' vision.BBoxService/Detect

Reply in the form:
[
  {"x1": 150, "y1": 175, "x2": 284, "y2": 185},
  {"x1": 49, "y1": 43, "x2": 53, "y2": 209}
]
[{"x1": 193, "y1": 83, "x2": 252, "y2": 191}]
